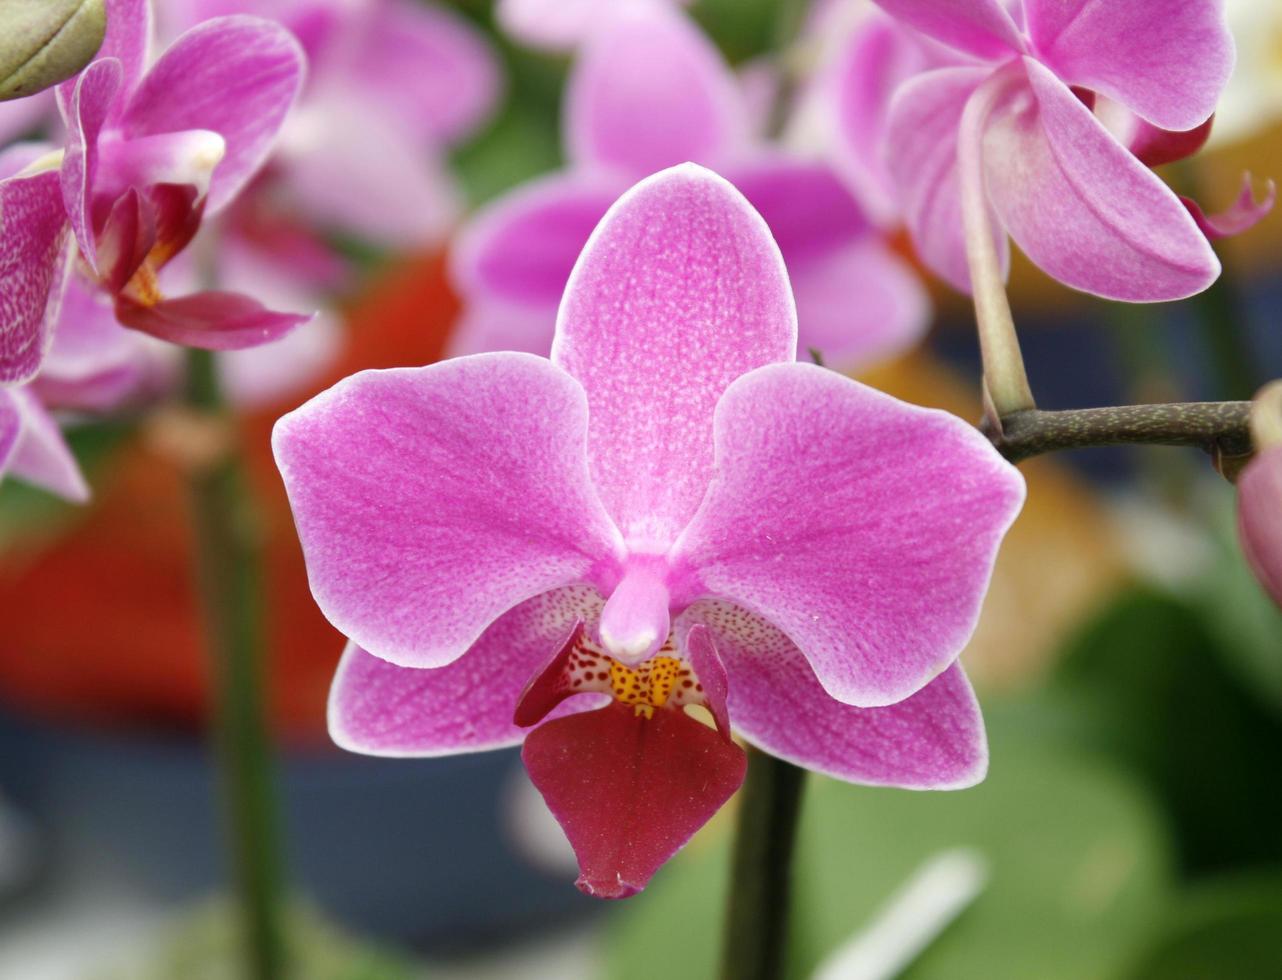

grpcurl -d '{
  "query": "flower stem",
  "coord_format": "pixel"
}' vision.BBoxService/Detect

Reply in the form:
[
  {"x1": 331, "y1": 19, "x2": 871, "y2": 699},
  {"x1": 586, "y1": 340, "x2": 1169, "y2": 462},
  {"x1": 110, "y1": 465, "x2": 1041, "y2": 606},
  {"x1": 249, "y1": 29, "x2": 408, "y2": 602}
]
[
  {"x1": 184, "y1": 348, "x2": 287, "y2": 980},
  {"x1": 720, "y1": 749, "x2": 807, "y2": 980},
  {"x1": 984, "y1": 401, "x2": 1254, "y2": 475},
  {"x1": 958, "y1": 68, "x2": 1036, "y2": 418}
]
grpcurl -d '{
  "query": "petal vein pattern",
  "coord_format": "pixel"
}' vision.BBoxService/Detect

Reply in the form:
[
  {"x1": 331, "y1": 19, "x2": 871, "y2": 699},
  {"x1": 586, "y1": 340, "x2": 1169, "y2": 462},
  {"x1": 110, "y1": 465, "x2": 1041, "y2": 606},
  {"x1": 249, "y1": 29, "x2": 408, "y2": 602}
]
[
  {"x1": 273, "y1": 353, "x2": 623, "y2": 668},
  {"x1": 672, "y1": 362, "x2": 1025, "y2": 707},
  {"x1": 552, "y1": 164, "x2": 796, "y2": 550}
]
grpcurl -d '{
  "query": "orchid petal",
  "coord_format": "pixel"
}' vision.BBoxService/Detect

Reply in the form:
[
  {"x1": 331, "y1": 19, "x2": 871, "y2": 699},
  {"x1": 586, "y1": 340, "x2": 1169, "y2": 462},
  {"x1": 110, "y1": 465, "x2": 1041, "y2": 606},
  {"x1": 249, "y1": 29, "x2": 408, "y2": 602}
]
[
  {"x1": 682, "y1": 601, "x2": 987, "y2": 787},
  {"x1": 498, "y1": 0, "x2": 691, "y2": 52},
  {"x1": 343, "y1": 0, "x2": 500, "y2": 146},
  {"x1": 0, "y1": 169, "x2": 73, "y2": 384},
  {"x1": 452, "y1": 172, "x2": 618, "y2": 309},
  {"x1": 1239, "y1": 445, "x2": 1282, "y2": 609},
  {"x1": 279, "y1": 96, "x2": 458, "y2": 248},
  {"x1": 273, "y1": 354, "x2": 623, "y2": 668},
  {"x1": 37, "y1": 274, "x2": 159, "y2": 410},
  {"x1": 95, "y1": 186, "x2": 153, "y2": 294},
  {"x1": 790, "y1": 238, "x2": 930, "y2": 367},
  {"x1": 61, "y1": 58, "x2": 121, "y2": 270},
  {"x1": 869, "y1": 0, "x2": 1023, "y2": 60},
  {"x1": 1182, "y1": 174, "x2": 1276, "y2": 240},
  {"x1": 1024, "y1": 0, "x2": 1233, "y2": 131},
  {"x1": 3, "y1": 387, "x2": 89, "y2": 502},
  {"x1": 115, "y1": 289, "x2": 308, "y2": 350},
  {"x1": 522, "y1": 700, "x2": 746, "y2": 899},
  {"x1": 56, "y1": 0, "x2": 151, "y2": 114},
  {"x1": 828, "y1": 10, "x2": 936, "y2": 223},
  {"x1": 120, "y1": 16, "x2": 304, "y2": 214},
  {"x1": 984, "y1": 59, "x2": 1220, "y2": 301},
  {"x1": 885, "y1": 66, "x2": 1006, "y2": 294},
  {"x1": 213, "y1": 240, "x2": 340, "y2": 408},
  {"x1": 725, "y1": 157, "x2": 872, "y2": 265},
  {"x1": 673, "y1": 363, "x2": 1024, "y2": 707},
  {"x1": 565, "y1": 2, "x2": 747, "y2": 179},
  {"x1": 1125, "y1": 115, "x2": 1214, "y2": 168},
  {"x1": 553, "y1": 164, "x2": 796, "y2": 551},
  {"x1": 330, "y1": 587, "x2": 607, "y2": 757},
  {"x1": 682, "y1": 624, "x2": 731, "y2": 740}
]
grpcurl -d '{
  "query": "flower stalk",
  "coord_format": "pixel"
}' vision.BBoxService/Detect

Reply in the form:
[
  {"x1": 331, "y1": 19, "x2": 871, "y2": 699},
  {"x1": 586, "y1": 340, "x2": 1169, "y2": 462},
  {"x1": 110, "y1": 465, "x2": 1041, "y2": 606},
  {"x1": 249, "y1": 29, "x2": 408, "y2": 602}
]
[
  {"x1": 983, "y1": 400, "x2": 1254, "y2": 475},
  {"x1": 958, "y1": 68, "x2": 1036, "y2": 419},
  {"x1": 719, "y1": 749, "x2": 807, "y2": 980},
  {"x1": 184, "y1": 348, "x2": 287, "y2": 980}
]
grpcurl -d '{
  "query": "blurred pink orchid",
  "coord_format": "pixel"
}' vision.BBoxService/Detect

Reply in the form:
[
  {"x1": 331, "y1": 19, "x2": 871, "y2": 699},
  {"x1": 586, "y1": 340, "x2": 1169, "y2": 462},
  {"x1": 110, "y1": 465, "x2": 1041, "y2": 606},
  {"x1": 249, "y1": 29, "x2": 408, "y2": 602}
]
[
  {"x1": 1240, "y1": 383, "x2": 1282, "y2": 610},
  {"x1": 452, "y1": 0, "x2": 928, "y2": 368},
  {"x1": 864, "y1": 0, "x2": 1267, "y2": 300},
  {"x1": 0, "y1": 385, "x2": 90, "y2": 503},
  {"x1": 165, "y1": 0, "x2": 500, "y2": 248},
  {"x1": 0, "y1": 0, "x2": 308, "y2": 386},
  {"x1": 1240, "y1": 446, "x2": 1282, "y2": 609},
  {"x1": 277, "y1": 165, "x2": 1024, "y2": 897},
  {"x1": 497, "y1": 0, "x2": 689, "y2": 52}
]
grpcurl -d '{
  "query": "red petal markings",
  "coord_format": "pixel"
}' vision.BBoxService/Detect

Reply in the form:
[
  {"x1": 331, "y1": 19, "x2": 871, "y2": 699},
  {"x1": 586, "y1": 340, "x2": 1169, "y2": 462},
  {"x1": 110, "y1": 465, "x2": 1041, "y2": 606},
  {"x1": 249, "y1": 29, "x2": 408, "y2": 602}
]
[{"x1": 522, "y1": 701, "x2": 745, "y2": 898}]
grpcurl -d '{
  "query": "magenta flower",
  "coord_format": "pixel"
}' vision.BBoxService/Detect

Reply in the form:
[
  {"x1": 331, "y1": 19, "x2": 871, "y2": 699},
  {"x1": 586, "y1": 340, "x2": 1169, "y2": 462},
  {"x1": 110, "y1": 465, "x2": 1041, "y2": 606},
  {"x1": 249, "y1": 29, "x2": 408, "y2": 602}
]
[
  {"x1": 165, "y1": 0, "x2": 500, "y2": 248},
  {"x1": 868, "y1": 0, "x2": 1241, "y2": 299},
  {"x1": 452, "y1": 1, "x2": 927, "y2": 368},
  {"x1": 276, "y1": 165, "x2": 1025, "y2": 897},
  {"x1": 0, "y1": 0, "x2": 307, "y2": 385}
]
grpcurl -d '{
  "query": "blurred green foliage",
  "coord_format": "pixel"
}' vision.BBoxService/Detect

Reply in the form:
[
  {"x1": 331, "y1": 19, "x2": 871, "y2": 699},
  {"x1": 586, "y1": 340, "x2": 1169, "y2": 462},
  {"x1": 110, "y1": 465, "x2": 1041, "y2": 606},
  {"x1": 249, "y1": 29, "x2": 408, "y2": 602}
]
[{"x1": 117, "y1": 900, "x2": 414, "y2": 980}]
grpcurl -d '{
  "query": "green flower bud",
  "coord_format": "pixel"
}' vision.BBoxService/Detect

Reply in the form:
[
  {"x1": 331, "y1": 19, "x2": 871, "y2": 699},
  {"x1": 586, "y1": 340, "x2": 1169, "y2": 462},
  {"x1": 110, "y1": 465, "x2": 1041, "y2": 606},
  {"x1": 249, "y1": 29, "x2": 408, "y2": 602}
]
[{"x1": 0, "y1": 0, "x2": 106, "y2": 102}]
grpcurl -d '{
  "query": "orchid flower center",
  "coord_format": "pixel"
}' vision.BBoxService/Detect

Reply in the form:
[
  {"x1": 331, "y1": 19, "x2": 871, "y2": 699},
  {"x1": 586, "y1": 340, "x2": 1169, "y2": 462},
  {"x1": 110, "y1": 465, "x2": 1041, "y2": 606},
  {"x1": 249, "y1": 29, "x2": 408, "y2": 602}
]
[{"x1": 563, "y1": 633, "x2": 705, "y2": 720}]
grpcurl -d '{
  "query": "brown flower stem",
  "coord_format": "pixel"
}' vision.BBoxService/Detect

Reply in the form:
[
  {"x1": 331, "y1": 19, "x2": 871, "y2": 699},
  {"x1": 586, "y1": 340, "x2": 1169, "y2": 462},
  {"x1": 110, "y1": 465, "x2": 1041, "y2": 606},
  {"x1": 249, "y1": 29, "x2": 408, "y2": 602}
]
[
  {"x1": 983, "y1": 401, "x2": 1254, "y2": 475},
  {"x1": 719, "y1": 748, "x2": 807, "y2": 980},
  {"x1": 185, "y1": 348, "x2": 287, "y2": 980}
]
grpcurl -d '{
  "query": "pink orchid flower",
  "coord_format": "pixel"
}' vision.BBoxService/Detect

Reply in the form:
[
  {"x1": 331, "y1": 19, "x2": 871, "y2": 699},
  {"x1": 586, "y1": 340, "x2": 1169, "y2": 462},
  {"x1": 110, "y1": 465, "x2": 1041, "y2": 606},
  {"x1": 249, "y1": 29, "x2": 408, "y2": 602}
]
[
  {"x1": 497, "y1": 0, "x2": 689, "y2": 51},
  {"x1": 0, "y1": 141, "x2": 170, "y2": 502},
  {"x1": 867, "y1": 0, "x2": 1254, "y2": 300},
  {"x1": 275, "y1": 165, "x2": 1025, "y2": 898},
  {"x1": 165, "y1": 0, "x2": 500, "y2": 248},
  {"x1": 797, "y1": 1, "x2": 947, "y2": 227},
  {"x1": 0, "y1": 0, "x2": 308, "y2": 386},
  {"x1": 452, "y1": 1, "x2": 927, "y2": 368}
]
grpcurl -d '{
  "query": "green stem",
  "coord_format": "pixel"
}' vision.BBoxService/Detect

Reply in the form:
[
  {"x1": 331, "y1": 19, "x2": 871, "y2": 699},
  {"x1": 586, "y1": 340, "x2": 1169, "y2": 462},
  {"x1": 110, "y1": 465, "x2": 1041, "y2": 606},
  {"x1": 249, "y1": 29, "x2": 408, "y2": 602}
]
[
  {"x1": 184, "y1": 348, "x2": 287, "y2": 980},
  {"x1": 985, "y1": 401, "x2": 1253, "y2": 475},
  {"x1": 719, "y1": 749, "x2": 807, "y2": 980}
]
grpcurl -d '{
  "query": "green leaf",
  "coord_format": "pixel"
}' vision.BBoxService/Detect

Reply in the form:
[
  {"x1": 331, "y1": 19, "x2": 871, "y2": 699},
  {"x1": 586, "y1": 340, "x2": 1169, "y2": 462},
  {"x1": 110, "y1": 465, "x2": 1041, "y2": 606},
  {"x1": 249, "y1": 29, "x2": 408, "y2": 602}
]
[
  {"x1": 1052, "y1": 587, "x2": 1282, "y2": 874},
  {"x1": 1123, "y1": 873, "x2": 1282, "y2": 979}
]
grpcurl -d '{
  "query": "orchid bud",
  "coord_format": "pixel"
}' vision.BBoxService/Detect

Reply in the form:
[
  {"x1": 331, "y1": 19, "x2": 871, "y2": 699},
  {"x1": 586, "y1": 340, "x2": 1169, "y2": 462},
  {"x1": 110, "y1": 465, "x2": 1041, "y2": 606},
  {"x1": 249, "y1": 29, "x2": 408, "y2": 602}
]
[
  {"x1": 0, "y1": 0, "x2": 106, "y2": 102},
  {"x1": 1238, "y1": 382, "x2": 1282, "y2": 608}
]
